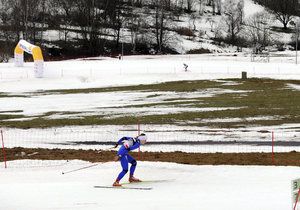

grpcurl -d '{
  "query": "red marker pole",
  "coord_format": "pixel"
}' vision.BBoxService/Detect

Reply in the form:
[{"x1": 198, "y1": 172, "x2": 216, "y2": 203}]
[
  {"x1": 137, "y1": 120, "x2": 141, "y2": 160},
  {"x1": 1, "y1": 130, "x2": 7, "y2": 168},
  {"x1": 294, "y1": 188, "x2": 300, "y2": 210}
]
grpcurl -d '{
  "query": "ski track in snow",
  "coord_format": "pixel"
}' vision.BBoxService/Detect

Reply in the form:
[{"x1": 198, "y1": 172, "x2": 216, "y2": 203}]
[{"x1": 0, "y1": 160, "x2": 299, "y2": 210}]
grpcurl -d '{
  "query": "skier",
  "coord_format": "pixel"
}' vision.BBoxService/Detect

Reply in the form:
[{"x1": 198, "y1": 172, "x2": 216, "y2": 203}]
[
  {"x1": 113, "y1": 133, "x2": 147, "y2": 187},
  {"x1": 183, "y1": 63, "x2": 188, "y2": 71}
]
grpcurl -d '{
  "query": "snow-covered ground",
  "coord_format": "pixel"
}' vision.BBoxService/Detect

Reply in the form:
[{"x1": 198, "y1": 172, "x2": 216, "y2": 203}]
[
  {"x1": 1, "y1": 53, "x2": 300, "y2": 92},
  {"x1": 0, "y1": 1, "x2": 299, "y2": 208},
  {"x1": 0, "y1": 52, "x2": 293, "y2": 81},
  {"x1": 0, "y1": 160, "x2": 299, "y2": 210},
  {"x1": 0, "y1": 88, "x2": 244, "y2": 116},
  {"x1": 0, "y1": 52, "x2": 299, "y2": 210},
  {"x1": 0, "y1": 54, "x2": 299, "y2": 153}
]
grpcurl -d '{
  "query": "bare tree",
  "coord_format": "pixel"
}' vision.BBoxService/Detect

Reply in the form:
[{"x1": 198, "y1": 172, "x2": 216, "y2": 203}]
[
  {"x1": 153, "y1": 0, "x2": 172, "y2": 53},
  {"x1": 189, "y1": 13, "x2": 197, "y2": 32},
  {"x1": 186, "y1": 0, "x2": 195, "y2": 13},
  {"x1": 128, "y1": 1, "x2": 148, "y2": 53},
  {"x1": 215, "y1": 0, "x2": 221, "y2": 15},
  {"x1": 2, "y1": 0, "x2": 24, "y2": 40},
  {"x1": 198, "y1": 0, "x2": 206, "y2": 15},
  {"x1": 0, "y1": 0, "x2": 41, "y2": 42},
  {"x1": 19, "y1": 0, "x2": 43, "y2": 42},
  {"x1": 256, "y1": 0, "x2": 299, "y2": 30},
  {"x1": 112, "y1": 0, "x2": 125, "y2": 49},
  {"x1": 222, "y1": 0, "x2": 244, "y2": 43},
  {"x1": 73, "y1": 0, "x2": 103, "y2": 55},
  {"x1": 154, "y1": 0, "x2": 164, "y2": 52},
  {"x1": 175, "y1": 0, "x2": 185, "y2": 12},
  {"x1": 206, "y1": 17, "x2": 216, "y2": 32},
  {"x1": 244, "y1": 12, "x2": 273, "y2": 48},
  {"x1": 53, "y1": 0, "x2": 76, "y2": 46},
  {"x1": 0, "y1": 0, "x2": 14, "y2": 61}
]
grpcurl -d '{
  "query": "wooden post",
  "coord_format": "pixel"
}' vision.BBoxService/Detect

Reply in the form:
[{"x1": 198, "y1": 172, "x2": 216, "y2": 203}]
[
  {"x1": 242, "y1": 71, "x2": 247, "y2": 80},
  {"x1": 272, "y1": 131, "x2": 275, "y2": 165}
]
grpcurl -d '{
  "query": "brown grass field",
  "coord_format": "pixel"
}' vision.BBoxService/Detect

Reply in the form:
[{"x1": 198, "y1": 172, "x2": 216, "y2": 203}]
[{"x1": 1, "y1": 148, "x2": 300, "y2": 167}]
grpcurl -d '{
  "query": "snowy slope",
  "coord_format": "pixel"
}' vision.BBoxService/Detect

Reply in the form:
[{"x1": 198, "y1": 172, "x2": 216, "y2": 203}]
[
  {"x1": 38, "y1": 0, "x2": 292, "y2": 54},
  {"x1": 244, "y1": 0, "x2": 265, "y2": 17}
]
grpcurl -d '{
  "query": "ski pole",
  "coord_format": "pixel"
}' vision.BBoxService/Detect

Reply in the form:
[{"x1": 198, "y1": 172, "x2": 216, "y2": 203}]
[{"x1": 61, "y1": 163, "x2": 98, "y2": 175}]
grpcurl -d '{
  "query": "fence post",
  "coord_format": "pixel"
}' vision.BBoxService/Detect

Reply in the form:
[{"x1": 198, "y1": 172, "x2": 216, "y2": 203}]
[
  {"x1": 1, "y1": 130, "x2": 7, "y2": 168},
  {"x1": 272, "y1": 131, "x2": 275, "y2": 165},
  {"x1": 242, "y1": 71, "x2": 247, "y2": 80}
]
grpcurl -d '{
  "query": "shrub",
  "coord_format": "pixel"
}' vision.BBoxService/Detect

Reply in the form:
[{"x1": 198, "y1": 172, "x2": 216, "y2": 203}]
[
  {"x1": 176, "y1": 27, "x2": 195, "y2": 37},
  {"x1": 186, "y1": 48, "x2": 211, "y2": 54}
]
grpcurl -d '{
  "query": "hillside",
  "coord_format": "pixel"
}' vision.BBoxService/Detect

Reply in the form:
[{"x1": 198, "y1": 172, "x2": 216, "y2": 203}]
[{"x1": 0, "y1": 0, "x2": 298, "y2": 60}]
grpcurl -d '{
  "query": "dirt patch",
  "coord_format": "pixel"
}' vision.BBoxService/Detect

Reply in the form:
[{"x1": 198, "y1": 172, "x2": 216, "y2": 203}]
[{"x1": 1, "y1": 148, "x2": 300, "y2": 166}]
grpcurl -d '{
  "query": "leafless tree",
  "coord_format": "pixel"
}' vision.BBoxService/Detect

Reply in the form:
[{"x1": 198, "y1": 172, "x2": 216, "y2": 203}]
[
  {"x1": 256, "y1": 0, "x2": 299, "y2": 30},
  {"x1": 73, "y1": 0, "x2": 103, "y2": 55},
  {"x1": 52, "y1": 0, "x2": 76, "y2": 46},
  {"x1": 222, "y1": 0, "x2": 244, "y2": 43},
  {"x1": 189, "y1": 13, "x2": 197, "y2": 31},
  {"x1": 152, "y1": 0, "x2": 173, "y2": 53},
  {"x1": 244, "y1": 11, "x2": 273, "y2": 47},
  {"x1": 206, "y1": 17, "x2": 215, "y2": 32},
  {"x1": 198, "y1": 0, "x2": 206, "y2": 15},
  {"x1": 215, "y1": 0, "x2": 221, "y2": 15},
  {"x1": 186, "y1": 0, "x2": 195, "y2": 13},
  {"x1": 205, "y1": 0, "x2": 221, "y2": 15}
]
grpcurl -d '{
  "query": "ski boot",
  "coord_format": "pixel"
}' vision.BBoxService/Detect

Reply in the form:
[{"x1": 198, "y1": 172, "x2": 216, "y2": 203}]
[
  {"x1": 129, "y1": 176, "x2": 141, "y2": 183},
  {"x1": 113, "y1": 180, "x2": 122, "y2": 187}
]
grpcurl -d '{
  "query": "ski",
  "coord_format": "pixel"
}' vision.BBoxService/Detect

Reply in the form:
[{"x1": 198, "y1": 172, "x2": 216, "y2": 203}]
[
  {"x1": 122, "y1": 179, "x2": 173, "y2": 185},
  {"x1": 94, "y1": 186, "x2": 152, "y2": 190}
]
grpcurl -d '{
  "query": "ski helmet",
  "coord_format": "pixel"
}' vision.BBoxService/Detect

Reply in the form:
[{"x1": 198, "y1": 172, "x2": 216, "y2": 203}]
[{"x1": 137, "y1": 133, "x2": 147, "y2": 143}]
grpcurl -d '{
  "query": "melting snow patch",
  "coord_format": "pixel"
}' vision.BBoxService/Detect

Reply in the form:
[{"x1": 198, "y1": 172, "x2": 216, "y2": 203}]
[{"x1": 287, "y1": 83, "x2": 300, "y2": 91}]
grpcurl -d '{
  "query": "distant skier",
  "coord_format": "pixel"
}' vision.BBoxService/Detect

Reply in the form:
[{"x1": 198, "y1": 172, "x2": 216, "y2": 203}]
[
  {"x1": 183, "y1": 63, "x2": 188, "y2": 71},
  {"x1": 113, "y1": 133, "x2": 147, "y2": 187}
]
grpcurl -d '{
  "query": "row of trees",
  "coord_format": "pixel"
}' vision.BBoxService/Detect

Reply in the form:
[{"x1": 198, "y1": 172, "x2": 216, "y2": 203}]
[
  {"x1": 0, "y1": 0, "x2": 299, "y2": 60},
  {"x1": 0, "y1": 0, "x2": 243, "y2": 58}
]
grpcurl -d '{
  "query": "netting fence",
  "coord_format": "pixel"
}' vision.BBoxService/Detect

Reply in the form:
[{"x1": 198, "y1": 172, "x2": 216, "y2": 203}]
[
  {"x1": 0, "y1": 126, "x2": 299, "y2": 168},
  {"x1": 0, "y1": 126, "x2": 299, "y2": 152}
]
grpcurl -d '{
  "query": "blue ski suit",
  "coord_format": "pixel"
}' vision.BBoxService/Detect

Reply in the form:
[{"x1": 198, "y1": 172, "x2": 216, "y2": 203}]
[{"x1": 115, "y1": 136, "x2": 141, "y2": 181}]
